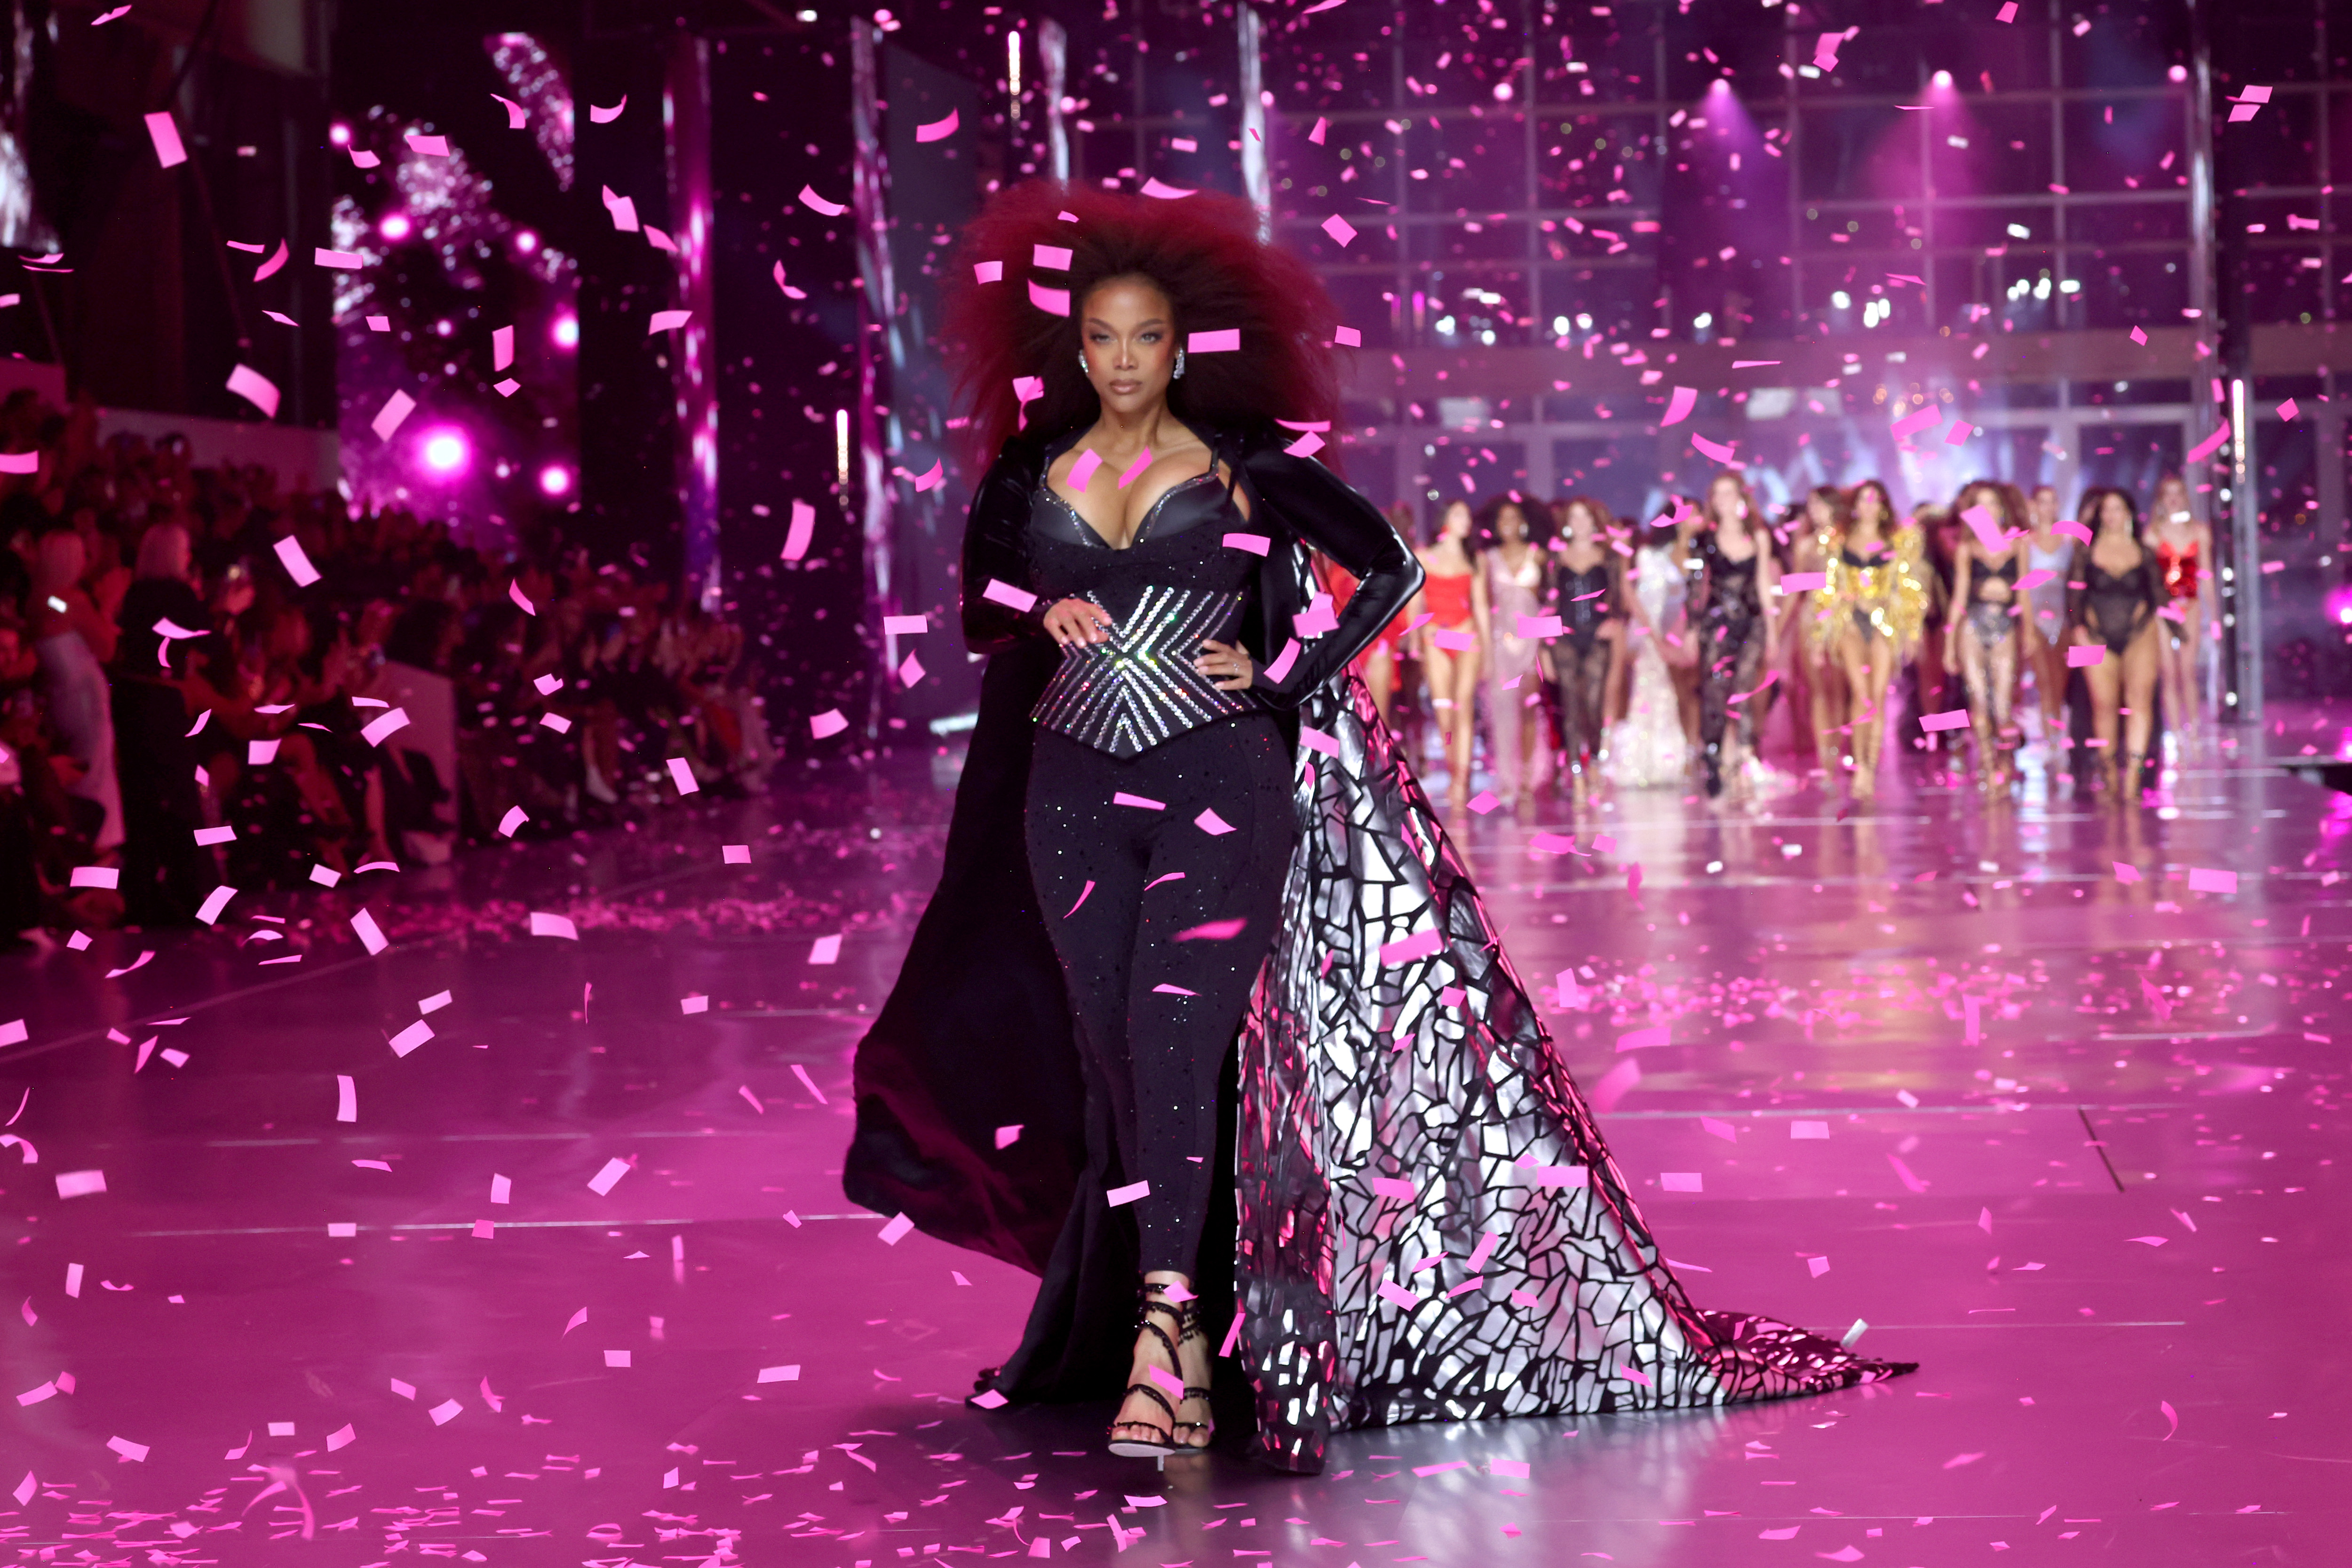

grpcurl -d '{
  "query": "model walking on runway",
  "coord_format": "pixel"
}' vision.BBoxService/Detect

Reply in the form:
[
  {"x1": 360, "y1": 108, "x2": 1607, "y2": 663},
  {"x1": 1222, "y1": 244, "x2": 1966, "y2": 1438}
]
[
  {"x1": 2019, "y1": 485, "x2": 2073, "y2": 755},
  {"x1": 2144, "y1": 473, "x2": 2209, "y2": 742},
  {"x1": 1805, "y1": 479, "x2": 1927, "y2": 807},
  {"x1": 845, "y1": 182, "x2": 1910, "y2": 1475},
  {"x1": 1942, "y1": 479, "x2": 2028, "y2": 793},
  {"x1": 1549, "y1": 495, "x2": 1622, "y2": 797},
  {"x1": 1471, "y1": 494, "x2": 1550, "y2": 810},
  {"x1": 2071, "y1": 486, "x2": 2165, "y2": 797},
  {"x1": 1692, "y1": 471, "x2": 1779, "y2": 799},
  {"x1": 1416, "y1": 501, "x2": 1481, "y2": 809}
]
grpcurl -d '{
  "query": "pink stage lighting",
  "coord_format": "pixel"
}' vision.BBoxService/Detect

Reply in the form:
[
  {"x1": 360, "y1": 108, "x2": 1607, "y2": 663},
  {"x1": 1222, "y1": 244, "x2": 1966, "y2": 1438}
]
[
  {"x1": 380, "y1": 212, "x2": 413, "y2": 241},
  {"x1": 538, "y1": 463, "x2": 573, "y2": 496},
  {"x1": 2327, "y1": 584, "x2": 2352, "y2": 627},
  {"x1": 420, "y1": 429, "x2": 470, "y2": 476},
  {"x1": 552, "y1": 314, "x2": 579, "y2": 350}
]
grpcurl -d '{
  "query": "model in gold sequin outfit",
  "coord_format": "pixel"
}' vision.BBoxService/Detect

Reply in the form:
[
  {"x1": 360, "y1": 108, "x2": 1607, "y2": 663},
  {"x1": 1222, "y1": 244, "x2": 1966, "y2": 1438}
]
[{"x1": 1803, "y1": 479, "x2": 1928, "y2": 804}]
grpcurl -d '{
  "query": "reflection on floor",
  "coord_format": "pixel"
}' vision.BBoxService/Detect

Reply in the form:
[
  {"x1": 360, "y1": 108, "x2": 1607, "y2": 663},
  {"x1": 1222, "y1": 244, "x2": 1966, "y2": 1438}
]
[{"x1": 2, "y1": 724, "x2": 2345, "y2": 1566}]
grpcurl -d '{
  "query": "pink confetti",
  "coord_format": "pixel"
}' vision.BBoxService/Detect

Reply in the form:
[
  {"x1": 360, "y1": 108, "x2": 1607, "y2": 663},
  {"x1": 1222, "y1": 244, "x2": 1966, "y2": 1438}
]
[
  {"x1": 1195, "y1": 808, "x2": 1235, "y2": 835},
  {"x1": 915, "y1": 108, "x2": 959, "y2": 142},
  {"x1": 2186, "y1": 868, "x2": 2239, "y2": 895},
  {"x1": 1920, "y1": 709, "x2": 1972, "y2": 732},
  {"x1": 1106, "y1": 1180, "x2": 1150, "y2": 1206},
  {"x1": 225, "y1": 364, "x2": 281, "y2": 419},
  {"x1": 2067, "y1": 645, "x2": 2106, "y2": 668},
  {"x1": 1379, "y1": 929, "x2": 1443, "y2": 967},
  {"x1": 1660, "y1": 386, "x2": 1698, "y2": 426},
  {"x1": 1028, "y1": 279, "x2": 1070, "y2": 315},
  {"x1": 1112, "y1": 792, "x2": 1165, "y2": 810},
  {"x1": 1188, "y1": 327, "x2": 1241, "y2": 353},
  {"x1": 1691, "y1": 433, "x2": 1737, "y2": 462},
  {"x1": 1321, "y1": 213, "x2": 1358, "y2": 246},
  {"x1": 798, "y1": 184, "x2": 847, "y2": 216},
  {"x1": 589, "y1": 96, "x2": 626, "y2": 123},
  {"x1": 809, "y1": 709, "x2": 849, "y2": 740},
  {"x1": 143, "y1": 111, "x2": 187, "y2": 168}
]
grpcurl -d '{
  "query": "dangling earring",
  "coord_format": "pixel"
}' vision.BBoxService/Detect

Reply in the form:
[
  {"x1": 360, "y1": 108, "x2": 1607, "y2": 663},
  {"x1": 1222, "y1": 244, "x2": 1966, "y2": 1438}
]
[
  {"x1": 1172, "y1": 348, "x2": 1186, "y2": 381},
  {"x1": 1078, "y1": 351, "x2": 1088, "y2": 376}
]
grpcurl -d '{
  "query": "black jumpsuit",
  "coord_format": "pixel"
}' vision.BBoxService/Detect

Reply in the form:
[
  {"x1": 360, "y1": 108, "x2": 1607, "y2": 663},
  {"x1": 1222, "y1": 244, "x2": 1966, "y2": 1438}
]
[
  {"x1": 1694, "y1": 530, "x2": 1769, "y2": 780},
  {"x1": 966, "y1": 424, "x2": 1421, "y2": 1280}
]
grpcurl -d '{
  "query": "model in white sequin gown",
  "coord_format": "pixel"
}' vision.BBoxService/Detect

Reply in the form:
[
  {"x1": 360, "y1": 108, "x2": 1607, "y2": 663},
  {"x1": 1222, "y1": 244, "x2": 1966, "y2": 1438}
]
[{"x1": 1608, "y1": 542, "x2": 1692, "y2": 788}]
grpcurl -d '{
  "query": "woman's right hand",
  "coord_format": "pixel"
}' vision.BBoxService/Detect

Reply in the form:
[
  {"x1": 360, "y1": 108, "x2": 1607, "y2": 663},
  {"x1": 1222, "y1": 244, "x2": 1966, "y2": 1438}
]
[{"x1": 1042, "y1": 597, "x2": 1114, "y2": 646}]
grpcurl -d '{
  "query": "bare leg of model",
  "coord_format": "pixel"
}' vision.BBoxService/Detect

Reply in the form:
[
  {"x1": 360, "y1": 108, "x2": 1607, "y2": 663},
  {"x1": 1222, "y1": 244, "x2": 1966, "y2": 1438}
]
[
  {"x1": 2121, "y1": 621, "x2": 2163, "y2": 800},
  {"x1": 1364, "y1": 646, "x2": 1395, "y2": 725},
  {"x1": 1855, "y1": 633, "x2": 1895, "y2": 803},
  {"x1": 2082, "y1": 641, "x2": 2123, "y2": 796}
]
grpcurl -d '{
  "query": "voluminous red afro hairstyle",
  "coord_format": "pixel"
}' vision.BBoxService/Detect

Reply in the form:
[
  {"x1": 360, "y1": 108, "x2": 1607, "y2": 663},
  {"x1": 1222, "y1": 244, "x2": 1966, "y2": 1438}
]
[{"x1": 942, "y1": 180, "x2": 1343, "y2": 470}]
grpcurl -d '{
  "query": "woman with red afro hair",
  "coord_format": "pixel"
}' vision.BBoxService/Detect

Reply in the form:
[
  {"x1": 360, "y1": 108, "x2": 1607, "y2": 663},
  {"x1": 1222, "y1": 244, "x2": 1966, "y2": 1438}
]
[{"x1": 847, "y1": 182, "x2": 1912, "y2": 1477}]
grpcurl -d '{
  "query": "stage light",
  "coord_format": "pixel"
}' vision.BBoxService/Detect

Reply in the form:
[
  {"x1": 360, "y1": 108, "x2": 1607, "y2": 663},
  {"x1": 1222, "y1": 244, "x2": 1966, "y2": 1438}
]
[
  {"x1": 539, "y1": 463, "x2": 573, "y2": 496},
  {"x1": 1693, "y1": 312, "x2": 1714, "y2": 330},
  {"x1": 2169, "y1": 64, "x2": 2187, "y2": 82},
  {"x1": 1831, "y1": 290, "x2": 1852, "y2": 310},
  {"x1": 330, "y1": 124, "x2": 351, "y2": 146},
  {"x1": 515, "y1": 230, "x2": 539, "y2": 254},
  {"x1": 552, "y1": 314, "x2": 579, "y2": 350},
  {"x1": 1931, "y1": 70, "x2": 1954, "y2": 88},
  {"x1": 420, "y1": 429, "x2": 470, "y2": 475},
  {"x1": 380, "y1": 212, "x2": 412, "y2": 241}
]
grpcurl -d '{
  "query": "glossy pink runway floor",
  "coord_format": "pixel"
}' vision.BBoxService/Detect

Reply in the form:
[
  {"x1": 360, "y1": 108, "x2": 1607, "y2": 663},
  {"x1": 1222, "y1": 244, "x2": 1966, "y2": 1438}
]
[{"x1": 2, "y1": 724, "x2": 2347, "y2": 1567}]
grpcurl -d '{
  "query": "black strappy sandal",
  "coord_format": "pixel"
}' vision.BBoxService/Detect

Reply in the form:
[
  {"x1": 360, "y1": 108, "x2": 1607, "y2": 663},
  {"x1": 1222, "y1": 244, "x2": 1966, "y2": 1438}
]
[
  {"x1": 1107, "y1": 1284, "x2": 1187, "y2": 1460},
  {"x1": 1168, "y1": 1297, "x2": 1215, "y2": 1451}
]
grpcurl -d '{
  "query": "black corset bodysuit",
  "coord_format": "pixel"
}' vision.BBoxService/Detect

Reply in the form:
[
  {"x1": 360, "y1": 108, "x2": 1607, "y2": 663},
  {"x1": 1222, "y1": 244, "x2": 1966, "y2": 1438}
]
[
  {"x1": 1557, "y1": 560, "x2": 1615, "y2": 653},
  {"x1": 1027, "y1": 462, "x2": 1260, "y2": 758}
]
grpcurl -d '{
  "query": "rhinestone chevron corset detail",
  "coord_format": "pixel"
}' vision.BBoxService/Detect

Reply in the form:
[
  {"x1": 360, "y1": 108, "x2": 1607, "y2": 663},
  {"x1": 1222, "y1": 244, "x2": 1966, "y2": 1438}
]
[{"x1": 1031, "y1": 585, "x2": 1250, "y2": 758}]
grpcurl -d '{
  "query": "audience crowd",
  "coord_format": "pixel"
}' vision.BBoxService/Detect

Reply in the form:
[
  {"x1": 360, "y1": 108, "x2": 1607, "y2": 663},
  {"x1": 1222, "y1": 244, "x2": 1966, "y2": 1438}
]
[{"x1": 0, "y1": 390, "x2": 771, "y2": 946}]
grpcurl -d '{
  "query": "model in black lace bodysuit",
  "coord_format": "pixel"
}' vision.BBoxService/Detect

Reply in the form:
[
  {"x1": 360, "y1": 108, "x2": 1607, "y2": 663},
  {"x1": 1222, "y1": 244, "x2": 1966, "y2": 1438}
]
[{"x1": 1694, "y1": 529, "x2": 1768, "y2": 795}]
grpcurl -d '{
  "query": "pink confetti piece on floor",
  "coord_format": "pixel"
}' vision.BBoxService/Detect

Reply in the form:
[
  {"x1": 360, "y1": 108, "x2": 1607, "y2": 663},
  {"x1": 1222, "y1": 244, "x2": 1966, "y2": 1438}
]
[
  {"x1": 1660, "y1": 386, "x2": 1697, "y2": 426},
  {"x1": 586, "y1": 1158, "x2": 632, "y2": 1197},
  {"x1": 787, "y1": 1063, "x2": 827, "y2": 1104},
  {"x1": 1887, "y1": 1154, "x2": 1930, "y2": 1193},
  {"x1": 915, "y1": 108, "x2": 959, "y2": 142},
  {"x1": 55, "y1": 1170, "x2": 104, "y2": 1199},
  {"x1": 388, "y1": 1021, "x2": 433, "y2": 1058},
  {"x1": 106, "y1": 1436, "x2": 148, "y2": 1462},
  {"x1": 758, "y1": 1364, "x2": 800, "y2": 1383},
  {"x1": 335, "y1": 1075, "x2": 358, "y2": 1122},
  {"x1": 1468, "y1": 790, "x2": 1502, "y2": 814}
]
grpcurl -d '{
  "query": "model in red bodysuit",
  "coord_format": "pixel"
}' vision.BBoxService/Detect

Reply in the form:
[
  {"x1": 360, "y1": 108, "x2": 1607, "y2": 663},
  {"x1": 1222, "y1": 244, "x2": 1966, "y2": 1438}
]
[{"x1": 2154, "y1": 538, "x2": 2199, "y2": 601}]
